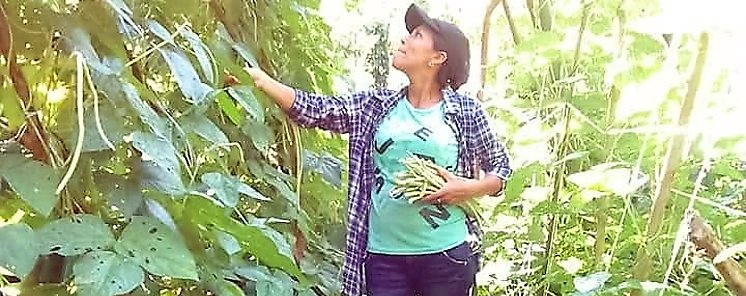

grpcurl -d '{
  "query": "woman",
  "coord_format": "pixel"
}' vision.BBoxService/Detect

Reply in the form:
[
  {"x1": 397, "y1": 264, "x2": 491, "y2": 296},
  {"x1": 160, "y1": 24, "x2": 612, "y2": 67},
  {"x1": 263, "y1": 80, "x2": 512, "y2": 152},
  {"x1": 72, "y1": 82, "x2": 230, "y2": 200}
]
[{"x1": 245, "y1": 4, "x2": 512, "y2": 296}]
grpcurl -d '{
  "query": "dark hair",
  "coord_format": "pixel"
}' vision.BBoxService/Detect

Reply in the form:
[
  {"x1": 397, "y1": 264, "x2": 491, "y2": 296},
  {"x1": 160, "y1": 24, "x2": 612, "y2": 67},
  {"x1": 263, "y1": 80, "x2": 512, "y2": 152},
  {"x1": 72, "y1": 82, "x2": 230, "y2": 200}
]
[{"x1": 433, "y1": 35, "x2": 470, "y2": 90}]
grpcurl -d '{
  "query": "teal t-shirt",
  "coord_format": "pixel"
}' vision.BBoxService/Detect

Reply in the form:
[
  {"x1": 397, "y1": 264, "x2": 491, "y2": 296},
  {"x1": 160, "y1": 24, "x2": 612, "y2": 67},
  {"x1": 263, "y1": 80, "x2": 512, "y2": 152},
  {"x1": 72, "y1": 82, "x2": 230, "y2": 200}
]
[{"x1": 367, "y1": 98, "x2": 467, "y2": 255}]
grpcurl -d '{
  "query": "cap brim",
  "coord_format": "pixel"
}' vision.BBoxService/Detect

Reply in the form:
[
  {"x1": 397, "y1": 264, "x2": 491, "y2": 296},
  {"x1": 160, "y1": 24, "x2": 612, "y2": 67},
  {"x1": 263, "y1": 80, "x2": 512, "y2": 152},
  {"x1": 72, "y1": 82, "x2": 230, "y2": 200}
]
[{"x1": 405, "y1": 4, "x2": 439, "y2": 33}]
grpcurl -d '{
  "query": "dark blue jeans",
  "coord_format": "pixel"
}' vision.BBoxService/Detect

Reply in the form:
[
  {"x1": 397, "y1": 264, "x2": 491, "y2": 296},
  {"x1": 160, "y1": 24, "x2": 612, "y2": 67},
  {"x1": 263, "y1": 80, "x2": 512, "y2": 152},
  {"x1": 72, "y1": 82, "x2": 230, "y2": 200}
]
[{"x1": 364, "y1": 242, "x2": 479, "y2": 296}]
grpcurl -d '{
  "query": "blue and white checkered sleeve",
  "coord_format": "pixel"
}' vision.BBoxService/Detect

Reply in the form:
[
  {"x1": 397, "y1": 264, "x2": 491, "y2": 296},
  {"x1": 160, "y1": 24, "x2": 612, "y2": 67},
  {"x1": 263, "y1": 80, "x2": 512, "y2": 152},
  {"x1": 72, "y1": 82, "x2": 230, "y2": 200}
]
[
  {"x1": 472, "y1": 105, "x2": 512, "y2": 188},
  {"x1": 287, "y1": 89, "x2": 370, "y2": 134}
]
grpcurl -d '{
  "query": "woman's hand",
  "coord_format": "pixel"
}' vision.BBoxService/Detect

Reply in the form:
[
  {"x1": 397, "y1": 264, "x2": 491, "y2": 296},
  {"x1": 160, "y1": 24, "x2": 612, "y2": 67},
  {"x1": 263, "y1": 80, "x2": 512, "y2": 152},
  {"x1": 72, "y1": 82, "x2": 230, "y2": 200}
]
[
  {"x1": 420, "y1": 167, "x2": 505, "y2": 205},
  {"x1": 420, "y1": 167, "x2": 479, "y2": 205},
  {"x1": 243, "y1": 66, "x2": 270, "y2": 90},
  {"x1": 242, "y1": 66, "x2": 295, "y2": 111}
]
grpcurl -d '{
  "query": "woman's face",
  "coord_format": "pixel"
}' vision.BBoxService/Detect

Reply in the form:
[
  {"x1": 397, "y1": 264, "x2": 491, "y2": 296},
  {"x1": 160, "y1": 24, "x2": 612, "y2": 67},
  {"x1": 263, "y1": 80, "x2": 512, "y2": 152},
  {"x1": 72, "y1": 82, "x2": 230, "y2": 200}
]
[{"x1": 392, "y1": 25, "x2": 444, "y2": 73}]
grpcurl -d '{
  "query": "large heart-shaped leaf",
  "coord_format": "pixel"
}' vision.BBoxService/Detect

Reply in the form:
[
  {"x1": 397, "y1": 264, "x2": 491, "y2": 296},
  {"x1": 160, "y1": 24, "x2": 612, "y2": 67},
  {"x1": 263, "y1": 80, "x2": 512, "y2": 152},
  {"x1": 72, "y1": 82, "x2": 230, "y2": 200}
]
[
  {"x1": 227, "y1": 86, "x2": 264, "y2": 122},
  {"x1": 73, "y1": 251, "x2": 144, "y2": 296},
  {"x1": 37, "y1": 214, "x2": 115, "y2": 256},
  {"x1": 121, "y1": 83, "x2": 169, "y2": 138},
  {"x1": 182, "y1": 27, "x2": 215, "y2": 83},
  {"x1": 302, "y1": 150, "x2": 343, "y2": 188},
  {"x1": 132, "y1": 131, "x2": 185, "y2": 195},
  {"x1": 98, "y1": 174, "x2": 143, "y2": 218},
  {"x1": 114, "y1": 216, "x2": 198, "y2": 280},
  {"x1": 74, "y1": 100, "x2": 131, "y2": 152},
  {"x1": 185, "y1": 197, "x2": 306, "y2": 283},
  {"x1": 201, "y1": 172, "x2": 240, "y2": 207},
  {"x1": 133, "y1": 158, "x2": 186, "y2": 196},
  {"x1": 0, "y1": 223, "x2": 39, "y2": 279},
  {"x1": 0, "y1": 154, "x2": 60, "y2": 217},
  {"x1": 159, "y1": 47, "x2": 213, "y2": 104},
  {"x1": 256, "y1": 270, "x2": 294, "y2": 296},
  {"x1": 202, "y1": 172, "x2": 269, "y2": 207},
  {"x1": 178, "y1": 112, "x2": 229, "y2": 145}
]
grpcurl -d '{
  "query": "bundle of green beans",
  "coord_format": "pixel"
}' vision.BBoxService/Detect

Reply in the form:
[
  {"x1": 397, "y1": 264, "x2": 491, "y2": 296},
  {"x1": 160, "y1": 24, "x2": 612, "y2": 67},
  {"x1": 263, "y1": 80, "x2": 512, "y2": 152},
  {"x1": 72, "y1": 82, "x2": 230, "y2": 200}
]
[{"x1": 392, "y1": 155, "x2": 484, "y2": 224}]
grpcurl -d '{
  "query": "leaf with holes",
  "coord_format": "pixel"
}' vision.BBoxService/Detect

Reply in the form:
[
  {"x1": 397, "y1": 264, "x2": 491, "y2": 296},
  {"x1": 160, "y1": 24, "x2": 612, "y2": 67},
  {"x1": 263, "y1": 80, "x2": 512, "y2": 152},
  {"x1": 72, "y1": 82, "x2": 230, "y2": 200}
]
[
  {"x1": 132, "y1": 131, "x2": 185, "y2": 195},
  {"x1": 202, "y1": 172, "x2": 269, "y2": 207},
  {"x1": 227, "y1": 86, "x2": 264, "y2": 122},
  {"x1": 242, "y1": 119, "x2": 272, "y2": 153},
  {"x1": 0, "y1": 154, "x2": 60, "y2": 217},
  {"x1": 201, "y1": 172, "x2": 240, "y2": 207},
  {"x1": 114, "y1": 216, "x2": 198, "y2": 280},
  {"x1": 98, "y1": 174, "x2": 143, "y2": 218},
  {"x1": 0, "y1": 223, "x2": 40, "y2": 279},
  {"x1": 256, "y1": 270, "x2": 294, "y2": 296},
  {"x1": 185, "y1": 197, "x2": 306, "y2": 284},
  {"x1": 159, "y1": 47, "x2": 213, "y2": 103},
  {"x1": 37, "y1": 214, "x2": 115, "y2": 256},
  {"x1": 73, "y1": 251, "x2": 144, "y2": 296},
  {"x1": 121, "y1": 83, "x2": 169, "y2": 138}
]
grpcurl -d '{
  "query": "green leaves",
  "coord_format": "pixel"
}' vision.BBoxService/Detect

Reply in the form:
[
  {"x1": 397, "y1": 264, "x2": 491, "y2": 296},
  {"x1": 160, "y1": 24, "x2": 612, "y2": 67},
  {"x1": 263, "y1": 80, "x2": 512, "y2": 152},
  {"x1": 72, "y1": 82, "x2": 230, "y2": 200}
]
[
  {"x1": 202, "y1": 172, "x2": 269, "y2": 207},
  {"x1": 227, "y1": 86, "x2": 264, "y2": 123},
  {"x1": 37, "y1": 214, "x2": 115, "y2": 256},
  {"x1": 185, "y1": 197, "x2": 305, "y2": 283},
  {"x1": 0, "y1": 154, "x2": 60, "y2": 216},
  {"x1": 182, "y1": 26, "x2": 215, "y2": 83},
  {"x1": 115, "y1": 216, "x2": 198, "y2": 280},
  {"x1": 303, "y1": 150, "x2": 344, "y2": 188},
  {"x1": 566, "y1": 163, "x2": 648, "y2": 197},
  {"x1": 132, "y1": 131, "x2": 185, "y2": 195},
  {"x1": 235, "y1": 264, "x2": 294, "y2": 296},
  {"x1": 573, "y1": 271, "x2": 611, "y2": 294},
  {"x1": 159, "y1": 47, "x2": 213, "y2": 104},
  {"x1": 73, "y1": 251, "x2": 144, "y2": 296},
  {"x1": 179, "y1": 112, "x2": 229, "y2": 145},
  {"x1": 0, "y1": 223, "x2": 39, "y2": 279}
]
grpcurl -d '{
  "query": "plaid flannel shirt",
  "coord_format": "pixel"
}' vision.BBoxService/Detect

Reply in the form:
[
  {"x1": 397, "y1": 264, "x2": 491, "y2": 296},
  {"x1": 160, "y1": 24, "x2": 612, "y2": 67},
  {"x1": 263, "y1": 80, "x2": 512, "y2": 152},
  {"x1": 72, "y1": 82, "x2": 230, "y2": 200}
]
[{"x1": 287, "y1": 86, "x2": 512, "y2": 296}]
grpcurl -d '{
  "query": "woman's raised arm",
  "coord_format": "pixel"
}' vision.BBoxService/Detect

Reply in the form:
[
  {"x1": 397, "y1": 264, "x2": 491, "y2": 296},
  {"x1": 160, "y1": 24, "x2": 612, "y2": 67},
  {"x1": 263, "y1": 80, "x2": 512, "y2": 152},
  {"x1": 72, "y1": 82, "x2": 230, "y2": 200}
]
[{"x1": 245, "y1": 67, "x2": 369, "y2": 134}]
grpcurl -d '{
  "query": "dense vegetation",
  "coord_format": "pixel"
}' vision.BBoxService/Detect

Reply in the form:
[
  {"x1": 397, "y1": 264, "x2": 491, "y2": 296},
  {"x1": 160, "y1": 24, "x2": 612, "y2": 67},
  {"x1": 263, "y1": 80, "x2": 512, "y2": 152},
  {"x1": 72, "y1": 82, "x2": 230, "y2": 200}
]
[{"x1": 1, "y1": 0, "x2": 745, "y2": 296}]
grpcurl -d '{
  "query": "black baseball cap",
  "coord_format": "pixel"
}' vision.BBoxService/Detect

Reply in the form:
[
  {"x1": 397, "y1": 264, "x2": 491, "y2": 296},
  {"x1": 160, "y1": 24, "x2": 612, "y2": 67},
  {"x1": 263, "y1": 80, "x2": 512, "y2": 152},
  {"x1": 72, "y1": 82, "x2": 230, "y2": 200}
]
[{"x1": 404, "y1": 3, "x2": 471, "y2": 90}]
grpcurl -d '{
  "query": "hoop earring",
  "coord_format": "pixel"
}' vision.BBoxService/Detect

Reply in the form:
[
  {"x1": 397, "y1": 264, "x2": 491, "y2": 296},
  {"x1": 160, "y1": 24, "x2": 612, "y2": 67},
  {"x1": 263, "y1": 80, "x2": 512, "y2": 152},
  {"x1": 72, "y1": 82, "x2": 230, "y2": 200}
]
[{"x1": 428, "y1": 62, "x2": 433, "y2": 67}]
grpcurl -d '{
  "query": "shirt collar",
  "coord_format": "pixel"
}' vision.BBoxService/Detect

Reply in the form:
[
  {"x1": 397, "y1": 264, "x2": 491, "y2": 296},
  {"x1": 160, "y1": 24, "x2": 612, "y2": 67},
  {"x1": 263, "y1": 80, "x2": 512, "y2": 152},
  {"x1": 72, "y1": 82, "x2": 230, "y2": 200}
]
[{"x1": 374, "y1": 86, "x2": 461, "y2": 116}]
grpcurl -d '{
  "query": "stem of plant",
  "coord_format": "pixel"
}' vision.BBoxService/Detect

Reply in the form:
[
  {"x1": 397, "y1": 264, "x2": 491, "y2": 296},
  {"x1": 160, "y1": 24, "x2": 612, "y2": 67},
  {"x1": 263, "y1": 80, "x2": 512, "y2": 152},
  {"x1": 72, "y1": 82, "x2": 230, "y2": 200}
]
[
  {"x1": 631, "y1": 32, "x2": 709, "y2": 292},
  {"x1": 540, "y1": 2, "x2": 591, "y2": 294}
]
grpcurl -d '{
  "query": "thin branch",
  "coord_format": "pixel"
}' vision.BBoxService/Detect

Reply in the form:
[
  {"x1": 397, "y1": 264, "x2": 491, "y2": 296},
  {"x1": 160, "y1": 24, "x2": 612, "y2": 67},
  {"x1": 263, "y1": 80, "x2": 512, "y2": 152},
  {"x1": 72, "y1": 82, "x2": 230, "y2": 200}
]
[
  {"x1": 632, "y1": 32, "x2": 710, "y2": 287},
  {"x1": 477, "y1": 0, "x2": 503, "y2": 101},
  {"x1": 503, "y1": 0, "x2": 520, "y2": 45}
]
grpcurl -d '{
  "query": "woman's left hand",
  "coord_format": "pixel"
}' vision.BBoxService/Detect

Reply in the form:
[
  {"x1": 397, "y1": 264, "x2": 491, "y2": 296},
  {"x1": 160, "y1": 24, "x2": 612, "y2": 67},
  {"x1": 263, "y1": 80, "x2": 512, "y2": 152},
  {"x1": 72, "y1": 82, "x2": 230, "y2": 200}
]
[{"x1": 420, "y1": 167, "x2": 478, "y2": 205}]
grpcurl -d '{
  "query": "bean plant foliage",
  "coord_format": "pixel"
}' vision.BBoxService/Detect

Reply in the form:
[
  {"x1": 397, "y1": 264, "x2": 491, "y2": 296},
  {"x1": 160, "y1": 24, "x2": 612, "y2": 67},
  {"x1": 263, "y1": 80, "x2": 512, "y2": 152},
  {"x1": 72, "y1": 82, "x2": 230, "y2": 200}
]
[
  {"x1": 0, "y1": 0, "x2": 349, "y2": 295},
  {"x1": 473, "y1": 0, "x2": 746, "y2": 295}
]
